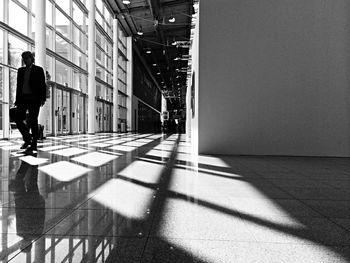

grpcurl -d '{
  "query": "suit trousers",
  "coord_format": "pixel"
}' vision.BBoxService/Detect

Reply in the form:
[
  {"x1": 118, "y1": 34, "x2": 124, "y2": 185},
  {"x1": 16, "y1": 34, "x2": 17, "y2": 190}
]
[{"x1": 15, "y1": 101, "x2": 41, "y2": 144}]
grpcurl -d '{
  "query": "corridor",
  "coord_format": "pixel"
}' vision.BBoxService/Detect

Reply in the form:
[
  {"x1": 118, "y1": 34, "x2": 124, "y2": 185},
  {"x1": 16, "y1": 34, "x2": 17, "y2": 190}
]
[{"x1": 0, "y1": 133, "x2": 349, "y2": 262}]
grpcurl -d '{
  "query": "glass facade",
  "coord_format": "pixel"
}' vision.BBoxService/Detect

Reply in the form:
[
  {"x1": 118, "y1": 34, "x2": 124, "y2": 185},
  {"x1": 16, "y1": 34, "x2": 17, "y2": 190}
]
[
  {"x1": 94, "y1": 0, "x2": 114, "y2": 132},
  {"x1": 117, "y1": 24, "x2": 128, "y2": 130},
  {"x1": 0, "y1": 0, "x2": 130, "y2": 138}
]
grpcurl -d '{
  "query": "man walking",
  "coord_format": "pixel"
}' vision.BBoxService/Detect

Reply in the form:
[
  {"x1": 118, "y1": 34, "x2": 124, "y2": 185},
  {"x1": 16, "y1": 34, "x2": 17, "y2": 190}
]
[{"x1": 15, "y1": 51, "x2": 46, "y2": 152}]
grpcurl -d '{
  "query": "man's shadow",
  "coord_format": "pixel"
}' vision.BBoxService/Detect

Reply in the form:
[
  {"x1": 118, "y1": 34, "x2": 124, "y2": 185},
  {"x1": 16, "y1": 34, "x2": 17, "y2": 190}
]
[{"x1": 9, "y1": 155, "x2": 45, "y2": 253}]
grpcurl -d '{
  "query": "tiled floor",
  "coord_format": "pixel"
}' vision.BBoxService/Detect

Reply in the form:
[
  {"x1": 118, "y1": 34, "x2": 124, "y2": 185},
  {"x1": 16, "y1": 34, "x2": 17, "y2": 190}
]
[{"x1": 0, "y1": 133, "x2": 350, "y2": 262}]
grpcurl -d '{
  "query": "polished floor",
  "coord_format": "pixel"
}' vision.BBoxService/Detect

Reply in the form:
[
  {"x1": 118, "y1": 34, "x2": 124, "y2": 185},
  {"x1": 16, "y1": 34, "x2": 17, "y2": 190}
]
[{"x1": 0, "y1": 133, "x2": 349, "y2": 262}]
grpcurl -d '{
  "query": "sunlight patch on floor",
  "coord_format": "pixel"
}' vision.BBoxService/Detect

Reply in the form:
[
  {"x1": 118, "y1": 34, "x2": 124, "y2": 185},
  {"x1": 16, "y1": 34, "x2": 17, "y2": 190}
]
[
  {"x1": 38, "y1": 161, "x2": 91, "y2": 182},
  {"x1": 89, "y1": 178, "x2": 154, "y2": 219}
]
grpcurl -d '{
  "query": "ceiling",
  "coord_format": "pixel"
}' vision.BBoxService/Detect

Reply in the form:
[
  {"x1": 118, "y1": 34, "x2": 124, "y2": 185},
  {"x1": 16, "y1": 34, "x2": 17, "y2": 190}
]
[{"x1": 106, "y1": 0, "x2": 197, "y2": 111}]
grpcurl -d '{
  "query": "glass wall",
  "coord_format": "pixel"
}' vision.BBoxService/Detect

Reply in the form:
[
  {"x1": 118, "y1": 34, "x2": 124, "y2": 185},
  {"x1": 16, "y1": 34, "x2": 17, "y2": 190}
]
[
  {"x1": 95, "y1": 0, "x2": 114, "y2": 132},
  {"x1": 117, "y1": 24, "x2": 128, "y2": 131},
  {"x1": 0, "y1": 0, "x2": 129, "y2": 137}
]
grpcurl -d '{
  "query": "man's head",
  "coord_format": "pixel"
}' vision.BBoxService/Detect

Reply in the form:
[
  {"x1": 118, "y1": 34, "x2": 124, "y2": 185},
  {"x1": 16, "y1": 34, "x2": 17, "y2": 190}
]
[{"x1": 21, "y1": 51, "x2": 34, "y2": 67}]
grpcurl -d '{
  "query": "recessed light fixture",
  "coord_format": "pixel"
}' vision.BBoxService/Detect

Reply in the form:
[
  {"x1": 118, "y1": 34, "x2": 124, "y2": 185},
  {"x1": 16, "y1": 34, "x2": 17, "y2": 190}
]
[
  {"x1": 137, "y1": 27, "x2": 143, "y2": 35},
  {"x1": 169, "y1": 14, "x2": 175, "y2": 23},
  {"x1": 123, "y1": 0, "x2": 131, "y2": 5}
]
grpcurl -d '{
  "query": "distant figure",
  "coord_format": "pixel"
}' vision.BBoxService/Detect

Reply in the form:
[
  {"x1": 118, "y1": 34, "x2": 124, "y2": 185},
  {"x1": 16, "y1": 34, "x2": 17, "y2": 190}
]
[
  {"x1": 15, "y1": 51, "x2": 46, "y2": 152},
  {"x1": 9, "y1": 158, "x2": 45, "y2": 252}
]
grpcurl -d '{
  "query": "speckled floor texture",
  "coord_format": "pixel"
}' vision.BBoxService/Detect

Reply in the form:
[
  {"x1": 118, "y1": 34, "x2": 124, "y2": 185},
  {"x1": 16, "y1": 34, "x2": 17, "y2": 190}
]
[{"x1": 0, "y1": 132, "x2": 349, "y2": 262}]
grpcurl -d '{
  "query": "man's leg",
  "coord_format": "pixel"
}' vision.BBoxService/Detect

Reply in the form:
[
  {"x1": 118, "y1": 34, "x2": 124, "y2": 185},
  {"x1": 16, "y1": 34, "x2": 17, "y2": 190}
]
[
  {"x1": 14, "y1": 104, "x2": 31, "y2": 146},
  {"x1": 27, "y1": 103, "x2": 40, "y2": 151}
]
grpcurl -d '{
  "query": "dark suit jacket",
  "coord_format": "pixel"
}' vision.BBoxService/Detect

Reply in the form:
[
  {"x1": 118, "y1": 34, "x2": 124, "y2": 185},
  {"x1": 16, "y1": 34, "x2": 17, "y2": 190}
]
[{"x1": 15, "y1": 64, "x2": 46, "y2": 105}]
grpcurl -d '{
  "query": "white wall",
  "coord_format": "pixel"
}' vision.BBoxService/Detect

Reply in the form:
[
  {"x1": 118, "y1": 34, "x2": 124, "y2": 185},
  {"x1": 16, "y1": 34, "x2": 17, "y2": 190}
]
[
  {"x1": 197, "y1": 0, "x2": 350, "y2": 156},
  {"x1": 189, "y1": 5, "x2": 200, "y2": 155}
]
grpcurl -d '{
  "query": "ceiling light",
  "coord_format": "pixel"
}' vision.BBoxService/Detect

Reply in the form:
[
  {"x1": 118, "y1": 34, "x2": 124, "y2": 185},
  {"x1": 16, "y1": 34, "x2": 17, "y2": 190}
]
[
  {"x1": 169, "y1": 13, "x2": 175, "y2": 23},
  {"x1": 123, "y1": 0, "x2": 131, "y2": 5},
  {"x1": 157, "y1": 72, "x2": 161, "y2": 75},
  {"x1": 146, "y1": 49, "x2": 151, "y2": 54},
  {"x1": 152, "y1": 63, "x2": 157, "y2": 66},
  {"x1": 137, "y1": 27, "x2": 143, "y2": 35}
]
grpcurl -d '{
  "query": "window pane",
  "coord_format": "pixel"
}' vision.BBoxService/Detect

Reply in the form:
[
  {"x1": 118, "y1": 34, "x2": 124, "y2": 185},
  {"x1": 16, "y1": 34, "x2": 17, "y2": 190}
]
[
  {"x1": 107, "y1": 57, "x2": 112, "y2": 71},
  {"x1": 107, "y1": 73, "x2": 112, "y2": 85},
  {"x1": 96, "y1": 66, "x2": 102, "y2": 80},
  {"x1": 96, "y1": 82, "x2": 101, "y2": 97},
  {"x1": 9, "y1": 69, "x2": 17, "y2": 106},
  {"x1": 81, "y1": 74, "x2": 87, "y2": 94},
  {"x1": 8, "y1": 34, "x2": 28, "y2": 68},
  {"x1": 17, "y1": 0, "x2": 27, "y2": 8},
  {"x1": 73, "y1": 25, "x2": 84, "y2": 50},
  {"x1": 9, "y1": 1, "x2": 28, "y2": 36},
  {"x1": 73, "y1": 47, "x2": 86, "y2": 69},
  {"x1": 107, "y1": 26, "x2": 112, "y2": 38},
  {"x1": 96, "y1": 30, "x2": 102, "y2": 47},
  {"x1": 31, "y1": 0, "x2": 35, "y2": 13},
  {"x1": 96, "y1": 11, "x2": 103, "y2": 27},
  {"x1": 104, "y1": 6, "x2": 111, "y2": 24},
  {"x1": 0, "y1": 29, "x2": 3, "y2": 63},
  {"x1": 96, "y1": 47, "x2": 102, "y2": 63},
  {"x1": 46, "y1": 0, "x2": 52, "y2": 25},
  {"x1": 73, "y1": 70, "x2": 82, "y2": 91},
  {"x1": 46, "y1": 27, "x2": 53, "y2": 50},
  {"x1": 96, "y1": 0, "x2": 103, "y2": 12},
  {"x1": 55, "y1": 0, "x2": 70, "y2": 15},
  {"x1": 55, "y1": 34, "x2": 70, "y2": 59},
  {"x1": 31, "y1": 15, "x2": 35, "y2": 39},
  {"x1": 73, "y1": 2, "x2": 84, "y2": 30},
  {"x1": 0, "y1": 66, "x2": 3, "y2": 100},
  {"x1": 0, "y1": 0, "x2": 4, "y2": 22},
  {"x1": 55, "y1": 60, "x2": 70, "y2": 86},
  {"x1": 46, "y1": 55, "x2": 53, "y2": 81},
  {"x1": 56, "y1": 8, "x2": 70, "y2": 39}
]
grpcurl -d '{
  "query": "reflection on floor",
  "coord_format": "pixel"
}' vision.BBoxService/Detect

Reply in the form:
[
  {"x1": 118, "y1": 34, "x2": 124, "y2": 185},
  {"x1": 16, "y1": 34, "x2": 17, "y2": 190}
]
[{"x1": 0, "y1": 133, "x2": 350, "y2": 262}]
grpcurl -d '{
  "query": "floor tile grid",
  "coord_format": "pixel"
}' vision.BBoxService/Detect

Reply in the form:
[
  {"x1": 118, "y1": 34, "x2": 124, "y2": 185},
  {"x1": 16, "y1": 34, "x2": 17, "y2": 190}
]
[
  {"x1": 237, "y1": 157, "x2": 350, "y2": 199},
  {"x1": 38, "y1": 137, "x2": 179, "y2": 244},
  {"x1": 5, "y1": 196, "x2": 93, "y2": 262},
  {"x1": 199, "y1": 157, "x2": 350, "y2": 250},
  {"x1": 1, "y1": 136, "x2": 129, "y2": 254},
  {"x1": 239, "y1": 158, "x2": 350, "y2": 242},
  {"x1": 139, "y1": 138, "x2": 198, "y2": 262},
  {"x1": 264, "y1": 179, "x2": 350, "y2": 235}
]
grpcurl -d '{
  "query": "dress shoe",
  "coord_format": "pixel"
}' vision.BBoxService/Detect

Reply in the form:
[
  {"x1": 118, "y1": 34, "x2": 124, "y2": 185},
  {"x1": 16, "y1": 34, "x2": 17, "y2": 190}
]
[
  {"x1": 26, "y1": 143, "x2": 37, "y2": 152},
  {"x1": 20, "y1": 141, "x2": 31, "y2": 149}
]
